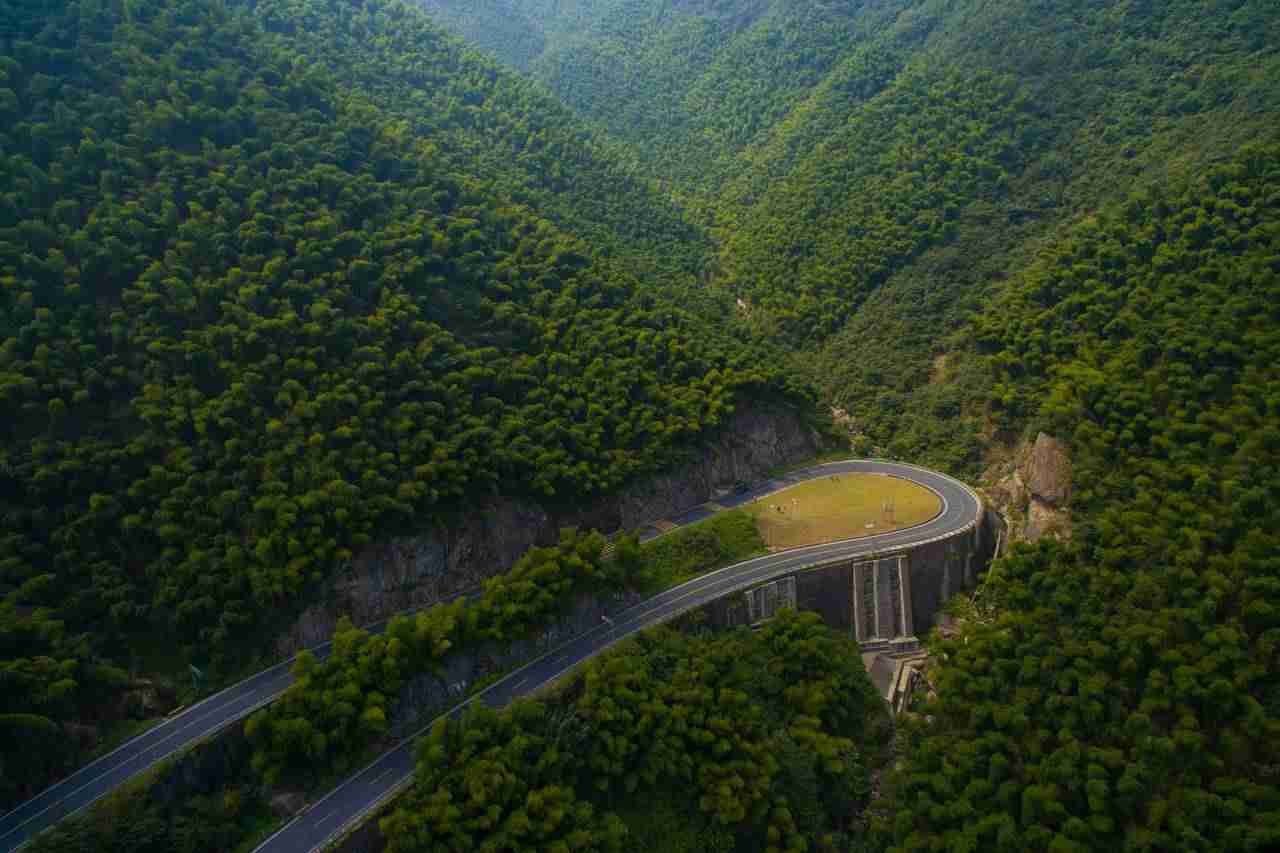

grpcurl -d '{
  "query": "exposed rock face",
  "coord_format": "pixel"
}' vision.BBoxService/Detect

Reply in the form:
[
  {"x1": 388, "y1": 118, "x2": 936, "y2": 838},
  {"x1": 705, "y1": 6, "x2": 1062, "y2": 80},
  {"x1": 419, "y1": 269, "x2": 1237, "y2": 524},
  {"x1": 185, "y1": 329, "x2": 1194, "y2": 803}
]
[
  {"x1": 150, "y1": 724, "x2": 252, "y2": 809},
  {"x1": 1023, "y1": 432, "x2": 1072, "y2": 506},
  {"x1": 980, "y1": 432, "x2": 1073, "y2": 546},
  {"x1": 1023, "y1": 497, "x2": 1070, "y2": 542},
  {"x1": 276, "y1": 402, "x2": 818, "y2": 655},
  {"x1": 62, "y1": 722, "x2": 100, "y2": 755},
  {"x1": 114, "y1": 679, "x2": 179, "y2": 721},
  {"x1": 269, "y1": 790, "x2": 307, "y2": 819},
  {"x1": 987, "y1": 467, "x2": 1029, "y2": 513}
]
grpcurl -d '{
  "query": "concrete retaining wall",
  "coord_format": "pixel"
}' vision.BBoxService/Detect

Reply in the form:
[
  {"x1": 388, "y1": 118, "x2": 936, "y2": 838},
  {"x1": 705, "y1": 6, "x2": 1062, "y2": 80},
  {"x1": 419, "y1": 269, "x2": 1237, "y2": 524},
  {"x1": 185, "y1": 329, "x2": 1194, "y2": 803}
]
[
  {"x1": 276, "y1": 402, "x2": 819, "y2": 655},
  {"x1": 706, "y1": 502, "x2": 998, "y2": 641}
]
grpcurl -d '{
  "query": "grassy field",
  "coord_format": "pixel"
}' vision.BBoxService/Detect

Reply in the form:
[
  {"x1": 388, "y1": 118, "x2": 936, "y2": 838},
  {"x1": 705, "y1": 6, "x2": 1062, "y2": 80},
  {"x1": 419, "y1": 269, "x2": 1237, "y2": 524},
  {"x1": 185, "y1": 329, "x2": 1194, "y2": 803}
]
[{"x1": 745, "y1": 473, "x2": 941, "y2": 549}]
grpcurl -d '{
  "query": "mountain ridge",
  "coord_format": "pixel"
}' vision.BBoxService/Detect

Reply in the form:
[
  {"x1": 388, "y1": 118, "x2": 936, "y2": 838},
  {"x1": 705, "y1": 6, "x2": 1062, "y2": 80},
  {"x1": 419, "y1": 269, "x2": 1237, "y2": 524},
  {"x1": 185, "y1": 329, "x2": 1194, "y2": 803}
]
[{"x1": 0, "y1": 0, "x2": 807, "y2": 809}]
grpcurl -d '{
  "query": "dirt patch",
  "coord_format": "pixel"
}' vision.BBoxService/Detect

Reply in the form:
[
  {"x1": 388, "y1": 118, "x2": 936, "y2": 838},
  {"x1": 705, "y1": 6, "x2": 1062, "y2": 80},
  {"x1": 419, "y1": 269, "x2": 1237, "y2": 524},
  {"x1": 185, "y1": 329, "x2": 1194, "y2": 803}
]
[{"x1": 929, "y1": 353, "x2": 950, "y2": 384}]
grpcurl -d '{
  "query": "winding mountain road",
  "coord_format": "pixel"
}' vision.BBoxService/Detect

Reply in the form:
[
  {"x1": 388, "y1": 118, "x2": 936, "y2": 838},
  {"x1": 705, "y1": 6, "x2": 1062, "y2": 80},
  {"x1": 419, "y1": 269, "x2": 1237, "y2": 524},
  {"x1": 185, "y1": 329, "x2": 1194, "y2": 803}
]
[
  {"x1": 252, "y1": 459, "x2": 981, "y2": 853},
  {"x1": 0, "y1": 459, "x2": 980, "y2": 853}
]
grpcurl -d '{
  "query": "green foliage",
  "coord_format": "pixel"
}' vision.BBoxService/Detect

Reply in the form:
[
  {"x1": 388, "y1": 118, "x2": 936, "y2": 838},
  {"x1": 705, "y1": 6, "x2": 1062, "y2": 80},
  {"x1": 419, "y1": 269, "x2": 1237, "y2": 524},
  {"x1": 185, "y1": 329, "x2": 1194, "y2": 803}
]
[
  {"x1": 381, "y1": 702, "x2": 628, "y2": 853},
  {"x1": 886, "y1": 145, "x2": 1280, "y2": 852},
  {"x1": 792, "y1": 0, "x2": 1280, "y2": 470},
  {"x1": 9, "y1": 0, "x2": 1280, "y2": 835},
  {"x1": 610, "y1": 789, "x2": 737, "y2": 853},
  {"x1": 635, "y1": 509, "x2": 764, "y2": 593},
  {"x1": 420, "y1": 1, "x2": 911, "y2": 200},
  {"x1": 472, "y1": 528, "x2": 628, "y2": 642},
  {"x1": 0, "y1": 598, "x2": 128, "y2": 803},
  {"x1": 245, "y1": 528, "x2": 639, "y2": 783},
  {"x1": 0, "y1": 0, "x2": 801, "y2": 798},
  {"x1": 426, "y1": 0, "x2": 1280, "y2": 475},
  {"x1": 24, "y1": 781, "x2": 268, "y2": 853},
  {"x1": 381, "y1": 610, "x2": 890, "y2": 853},
  {"x1": 722, "y1": 67, "x2": 1038, "y2": 343},
  {"x1": 240, "y1": 0, "x2": 712, "y2": 280},
  {"x1": 414, "y1": 0, "x2": 549, "y2": 72}
]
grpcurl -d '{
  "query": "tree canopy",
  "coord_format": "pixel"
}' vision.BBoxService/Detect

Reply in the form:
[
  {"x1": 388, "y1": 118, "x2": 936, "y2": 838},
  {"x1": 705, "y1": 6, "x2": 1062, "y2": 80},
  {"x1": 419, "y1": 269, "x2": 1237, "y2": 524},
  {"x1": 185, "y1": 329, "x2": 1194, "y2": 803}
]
[
  {"x1": 0, "y1": 0, "x2": 804, "y2": 804},
  {"x1": 884, "y1": 144, "x2": 1280, "y2": 853},
  {"x1": 420, "y1": 0, "x2": 1280, "y2": 471},
  {"x1": 380, "y1": 610, "x2": 892, "y2": 853}
]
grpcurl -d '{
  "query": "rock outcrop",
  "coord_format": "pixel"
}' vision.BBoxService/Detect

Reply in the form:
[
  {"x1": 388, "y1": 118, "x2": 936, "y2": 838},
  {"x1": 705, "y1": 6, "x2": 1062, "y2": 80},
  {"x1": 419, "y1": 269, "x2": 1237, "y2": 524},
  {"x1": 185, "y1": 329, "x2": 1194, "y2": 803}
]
[
  {"x1": 276, "y1": 402, "x2": 819, "y2": 655},
  {"x1": 269, "y1": 790, "x2": 307, "y2": 819},
  {"x1": 1024, "y1": 432, "x2": 1071, "y2": 506},
  {"x1": 981, "y1": 431, "x2": 1073, "y2": 545},
  {"x1": 149, "y1": 724, "x2": 253, "y2": 810}
]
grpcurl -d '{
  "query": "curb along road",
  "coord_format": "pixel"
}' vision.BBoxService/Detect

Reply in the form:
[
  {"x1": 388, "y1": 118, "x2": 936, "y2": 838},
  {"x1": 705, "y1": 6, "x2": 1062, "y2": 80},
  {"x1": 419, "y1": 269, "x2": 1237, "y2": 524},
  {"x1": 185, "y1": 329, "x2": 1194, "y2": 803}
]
[
  {"x1": 0, "y1": 459, "x2": 981, "y2": 852},
  {"x1": 252, "y1": 459, "x2": 981, "y2": 853}
]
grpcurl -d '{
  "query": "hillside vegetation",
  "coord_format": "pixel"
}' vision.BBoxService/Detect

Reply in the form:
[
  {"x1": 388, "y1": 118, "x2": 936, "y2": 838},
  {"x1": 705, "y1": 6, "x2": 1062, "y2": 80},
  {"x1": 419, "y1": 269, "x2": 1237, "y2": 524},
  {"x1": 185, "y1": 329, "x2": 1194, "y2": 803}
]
[
  {"x1": 380, "y1": 610, "x2": 892, "y2": 853},
  {"x1": 417, "y1": 0, "x2": 911, "y2": 197},
  {"x1": 0, "y1": 0, "x2": 804, "y2": 804},
  {"x1": 6, "y1": 0, "x2": 1280, "y2": 850},
  {"x1": 422, "y1": 0, "x2": 1280, "y2": 470},
  {"x1": 885, "y1": 144, "x2": 1280, "y2": 853},
  {"x1": 414, "y1": 2, "x2": 1280, "y2": 852}
]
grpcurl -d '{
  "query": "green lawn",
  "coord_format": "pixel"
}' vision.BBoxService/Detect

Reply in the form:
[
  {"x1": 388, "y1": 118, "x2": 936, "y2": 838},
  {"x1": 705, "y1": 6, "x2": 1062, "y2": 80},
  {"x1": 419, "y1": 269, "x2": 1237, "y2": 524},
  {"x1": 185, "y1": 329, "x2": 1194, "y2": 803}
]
[{"x1": 745, "y1": 473, "x2": 941, "y2": 549}]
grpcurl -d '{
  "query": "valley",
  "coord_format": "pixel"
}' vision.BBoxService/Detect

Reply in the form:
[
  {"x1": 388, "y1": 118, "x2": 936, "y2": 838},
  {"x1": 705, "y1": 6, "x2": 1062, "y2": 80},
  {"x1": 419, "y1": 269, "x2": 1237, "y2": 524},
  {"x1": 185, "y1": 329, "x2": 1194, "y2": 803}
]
[{"x1": 2, "y1": 1, "x2": 1279, "y2": 851}]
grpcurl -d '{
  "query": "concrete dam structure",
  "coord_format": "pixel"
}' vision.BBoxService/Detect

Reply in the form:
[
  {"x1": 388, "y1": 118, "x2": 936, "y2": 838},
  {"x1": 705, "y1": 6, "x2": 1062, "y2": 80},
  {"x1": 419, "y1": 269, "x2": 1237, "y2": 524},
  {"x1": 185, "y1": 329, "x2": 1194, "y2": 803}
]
[
  {"x1": 707, "y1": 504, "x2": 997, "y2": 651},
  {"x1": 0, "y1": 460, "x2": 986, "y2": 853}
]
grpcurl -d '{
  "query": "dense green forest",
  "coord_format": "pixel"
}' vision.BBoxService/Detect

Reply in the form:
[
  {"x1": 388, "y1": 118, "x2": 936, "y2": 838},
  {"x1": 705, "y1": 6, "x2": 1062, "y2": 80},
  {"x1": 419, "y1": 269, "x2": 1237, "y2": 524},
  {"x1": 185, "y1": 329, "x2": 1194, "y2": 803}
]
[
  {"x1": 416, "y1": 0, "x2": 911, "y2": 197},
  {"x1": 245, "y1": 528, "x2": 640, "y2": 784},
  {"x1": 241, "y1": 0, "x2": 716, "y2": 285},
  {"x1": 23, "y1": 526, "x2": 645, "y2": 853},
  {"x1": 880, "y1": 145, "x2": 1280, "y2": 853},
  {"x1": 411, "y1": 2, "x2": 1280, "y2": 852},
  {"x1": 422, "y1": 0, "x2": 1280, "y2": 470},
  {"x1": 379, "y1": 610, "x2": 891, "y2": 853},
  {"x1": 7, "y1": 0, "x2": 1280, "y2": 850},
  {"x1": 0, "y1": 0, "x2": 806, "y2": 805}
]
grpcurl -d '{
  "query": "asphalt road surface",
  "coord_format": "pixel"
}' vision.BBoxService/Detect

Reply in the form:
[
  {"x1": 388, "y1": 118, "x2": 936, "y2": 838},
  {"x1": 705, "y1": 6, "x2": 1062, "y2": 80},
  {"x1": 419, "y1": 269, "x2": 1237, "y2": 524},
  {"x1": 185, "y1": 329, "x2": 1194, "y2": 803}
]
[
  {"x1": 0, "y1": 600, "x2": 472, "y2": 853},
  {"x1": 251, "y1": 459, "x2": 981, "y2": 853},
  {"x1": 0, "y1": 459, "x2": 978, "y2": 852}
]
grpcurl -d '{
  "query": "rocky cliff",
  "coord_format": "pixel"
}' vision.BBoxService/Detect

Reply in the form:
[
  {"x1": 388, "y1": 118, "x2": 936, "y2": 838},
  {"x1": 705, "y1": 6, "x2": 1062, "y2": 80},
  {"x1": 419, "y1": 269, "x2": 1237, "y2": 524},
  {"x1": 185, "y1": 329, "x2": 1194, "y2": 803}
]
[
  {"x1": 276, "y1": 402, "x2": 819, "y2": 655},
  {"x1": 981, "y1": 431, "x2": 1073, "y2": 546}
]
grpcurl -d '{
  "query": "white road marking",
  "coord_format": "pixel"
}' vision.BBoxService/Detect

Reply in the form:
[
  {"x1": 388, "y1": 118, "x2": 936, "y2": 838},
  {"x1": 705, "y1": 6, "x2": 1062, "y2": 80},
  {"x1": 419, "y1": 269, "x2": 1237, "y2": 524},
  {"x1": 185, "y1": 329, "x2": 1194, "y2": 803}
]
[
  {"x1": 4, "y1": 460, "x2": 979, "y2": 853},
  {"x1": 316, "y1": 807, "x2": 343, "y2": 826}
]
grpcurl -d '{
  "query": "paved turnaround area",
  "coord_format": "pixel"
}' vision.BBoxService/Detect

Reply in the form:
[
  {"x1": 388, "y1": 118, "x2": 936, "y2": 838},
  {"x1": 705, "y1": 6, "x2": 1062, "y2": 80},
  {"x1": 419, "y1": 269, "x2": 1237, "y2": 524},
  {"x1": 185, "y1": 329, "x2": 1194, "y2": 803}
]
[{"x1": 0, "y1": 460, "x2": 981, "y2": 853}]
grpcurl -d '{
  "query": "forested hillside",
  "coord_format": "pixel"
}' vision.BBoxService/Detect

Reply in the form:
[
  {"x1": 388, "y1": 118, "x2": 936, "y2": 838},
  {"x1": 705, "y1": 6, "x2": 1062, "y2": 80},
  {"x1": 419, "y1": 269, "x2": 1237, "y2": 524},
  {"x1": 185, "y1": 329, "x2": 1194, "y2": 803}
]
[
  {"x1": 412, "y1": 2, "x2": 1280, "y2": 852},
  {"x1": 0, "y1": 0, "x2": 803, "y2": 804},
  {"x1": 242, "y1": 0, "x2": 712, "y2": 282},
  {"x1": 380, "y1": 610, "x2": 891, "y2": 853},
  {"x1": 7, "y1": 0, "x2": 1280, "y2": 849},
  {"x1": 752, "y1": 0, "x2": 1280, "y2": 469},
  {"x1": 416, "y1": 0, "x2": 910, "y2": 196},
  {"x1": 885, "y1": 144, "x2": 1280, "y2": 853},
  {"x1": 421, "y1": 0, "x2": 1280, "y2": 470}
]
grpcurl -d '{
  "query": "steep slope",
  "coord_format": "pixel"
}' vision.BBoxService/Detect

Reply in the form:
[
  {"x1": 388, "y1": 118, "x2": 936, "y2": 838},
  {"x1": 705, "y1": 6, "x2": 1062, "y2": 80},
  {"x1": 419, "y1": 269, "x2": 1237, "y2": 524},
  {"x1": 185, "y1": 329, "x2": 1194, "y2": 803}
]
[
  {"x1": 0, "y1": 0, "x2": 801, "y2": 804},
  {"x1": 406, "y1": 4, "x2": 1280, "y2": 852},
  {"x1": 413, "y1": 0, "x2": 548, "y2": 71},
  {"x1": 884, "y1": 143, "x2": 1280, "y2": 853},
  {"x1": 756, "y1": 0, "x2": 1280, "y2": 469},
  {"x1": 417, "y1": 1, "x2": 1280, "y2": 474},
  {"x1": 244, "y1": 0, "x2": 712, "y2": 283},
  {"x1": 418, "y1": 0, "x2": 908, "y2": 195}
]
